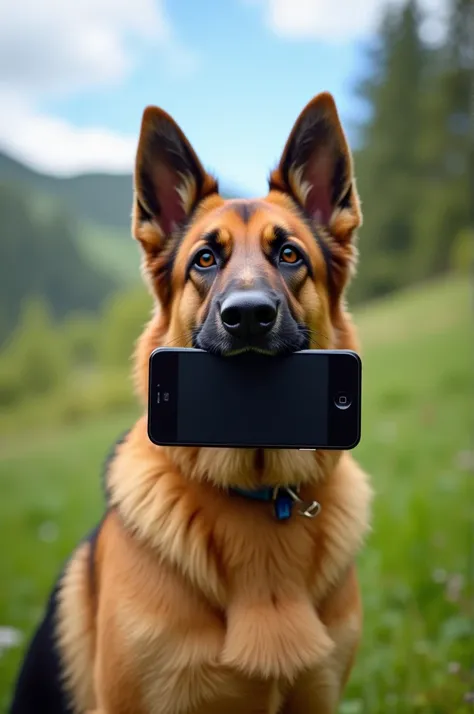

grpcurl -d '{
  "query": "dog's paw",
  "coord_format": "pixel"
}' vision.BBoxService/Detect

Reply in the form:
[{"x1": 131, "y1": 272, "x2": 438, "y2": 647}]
[{"x1": 221, "y1": 595, "x2": 334, "y2": 681}]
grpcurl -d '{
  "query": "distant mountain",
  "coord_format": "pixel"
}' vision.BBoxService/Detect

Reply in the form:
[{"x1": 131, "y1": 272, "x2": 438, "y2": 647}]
[
  {"x1": 0, "y1": 152, "x2": 133, "y2": 230},
  {"x1": 0, "y1": 181, "x2": 116, "y2": 343},
  {"x1": 0, "y1": 151, "x2": 246, "y2": 233},
  {"x1": 0, "y1": 152, "x2": 140, "y2": 289}
]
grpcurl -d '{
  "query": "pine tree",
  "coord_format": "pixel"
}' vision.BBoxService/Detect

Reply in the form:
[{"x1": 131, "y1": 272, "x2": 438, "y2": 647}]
[
  {"x1": 350, "y1": 0, "x2": 427, "y2": 302},
  {"x1": 349, "y1": 0, "x2": 473, "y2": 301},
  {"x1": 413, "y1": 0, "x2": 473, "y2": 278}
]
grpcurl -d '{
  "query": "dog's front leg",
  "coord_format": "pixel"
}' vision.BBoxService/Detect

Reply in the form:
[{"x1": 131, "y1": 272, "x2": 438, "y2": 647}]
[
  {"x1": 280, "y1": 665, "x2": 340, "y2": 714},
  {"x1": 282, "y1": 565, "x2": 362, "y2": 714}
]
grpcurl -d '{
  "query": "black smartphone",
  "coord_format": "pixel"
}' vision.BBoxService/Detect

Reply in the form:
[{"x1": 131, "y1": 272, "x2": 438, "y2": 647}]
[{"x1": 147, "y1": 348, "x2": 361, "y2": 450}]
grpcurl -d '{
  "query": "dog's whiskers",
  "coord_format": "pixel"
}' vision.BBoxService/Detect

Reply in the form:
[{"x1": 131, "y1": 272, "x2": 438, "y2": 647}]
[
  {"x1": 160, "y1": 333, "x2": 193, "y2": 349},
  {"x1": 303, "y1": 328, "x2": 331, "y2": 349}
]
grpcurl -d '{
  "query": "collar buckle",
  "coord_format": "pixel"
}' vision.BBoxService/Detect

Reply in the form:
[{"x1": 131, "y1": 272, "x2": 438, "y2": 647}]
[{"x1": 272, "y1": 486, "x2": 321, "y2": 520}]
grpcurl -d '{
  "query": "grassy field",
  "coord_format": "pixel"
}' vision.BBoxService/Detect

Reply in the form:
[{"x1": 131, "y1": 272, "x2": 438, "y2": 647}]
[{"x1": 0, "y1": 275, "x2": 472, "y2": 712}]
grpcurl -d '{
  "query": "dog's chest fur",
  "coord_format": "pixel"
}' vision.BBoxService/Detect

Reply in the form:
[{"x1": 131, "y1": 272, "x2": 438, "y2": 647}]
[
  {"x1": 56, "y1": 431, "x2": 371, "y2": 714},
  {"x1": 97, "y1": 511, "x2": 321, "y2": 714}
]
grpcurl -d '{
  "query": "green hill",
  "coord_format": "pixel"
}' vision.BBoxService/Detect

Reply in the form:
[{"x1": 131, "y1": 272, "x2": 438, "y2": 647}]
[
  {"x1": 0, "y1": 152, "x2": 132, "y2": 229},
  {"x1": 0, "y1": 182, "x2": 117, "y2": 343},
  {"x1": 0, "y1": 152, "x2": 140, "y2": 293}
]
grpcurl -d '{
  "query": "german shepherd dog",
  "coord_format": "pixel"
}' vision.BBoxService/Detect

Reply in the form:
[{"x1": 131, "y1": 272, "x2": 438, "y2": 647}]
[{"x1": 10, "y1": 92, "x2": 372, "y2": 714}]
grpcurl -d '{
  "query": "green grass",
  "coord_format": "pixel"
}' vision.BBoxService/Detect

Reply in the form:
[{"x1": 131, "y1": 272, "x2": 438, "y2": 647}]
[{"x1": 0, "y1": 275, "x2": 473, "y2": 712}]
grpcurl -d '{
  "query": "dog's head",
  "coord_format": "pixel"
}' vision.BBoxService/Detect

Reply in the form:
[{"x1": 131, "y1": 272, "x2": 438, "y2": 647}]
[{"x1": 133, "y1": 92, "x2": 361, "y2": 400}]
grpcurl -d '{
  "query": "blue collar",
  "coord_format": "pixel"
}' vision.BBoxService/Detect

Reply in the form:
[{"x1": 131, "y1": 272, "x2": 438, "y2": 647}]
[
  {"x1": 231, "y1": 486, "x2": 274, "y2": 501},
  {"x1": 230, "y1": 485, "x2": 321, "y2": 521}
]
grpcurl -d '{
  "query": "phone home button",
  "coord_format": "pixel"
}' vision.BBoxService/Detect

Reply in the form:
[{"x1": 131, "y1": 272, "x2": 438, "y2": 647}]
[{"x1": 335, "y1": 392, "x2": 352, "y2": 410}]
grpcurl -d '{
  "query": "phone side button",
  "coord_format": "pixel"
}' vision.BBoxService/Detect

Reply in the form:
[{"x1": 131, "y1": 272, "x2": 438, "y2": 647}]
[{"x1": 299, "y1": 448, "x2": 316, "y2": 451}]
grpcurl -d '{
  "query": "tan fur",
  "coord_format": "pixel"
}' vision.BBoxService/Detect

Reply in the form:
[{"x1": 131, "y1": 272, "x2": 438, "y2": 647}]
[
  {"x1": 56, "y1": 543, "x2": 96, "y2": 712},
  {"x1": 55, "y1": 92, "x2": 373, "y2": 713}
]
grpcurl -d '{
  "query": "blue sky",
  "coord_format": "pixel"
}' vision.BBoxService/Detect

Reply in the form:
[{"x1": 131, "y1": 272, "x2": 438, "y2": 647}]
[{"x1": 0, "y1": 0, "x2": 445, "y2": 195}]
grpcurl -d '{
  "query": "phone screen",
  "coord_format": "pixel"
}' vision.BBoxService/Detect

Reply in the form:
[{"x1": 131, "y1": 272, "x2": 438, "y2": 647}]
[
  {"x1": 177, "y1": 352, "x2": 328, "y2": 446},
  {"x1": 148, "y1": 349, "x2": 361, "y2": 449}
]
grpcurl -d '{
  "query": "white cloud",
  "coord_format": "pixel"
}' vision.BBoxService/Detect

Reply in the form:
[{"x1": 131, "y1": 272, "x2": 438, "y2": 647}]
[
  {"x1": 0, "y1": 95, "x2": 136, "y2": 175},
  {"x1": 0, "y1": 0, "x2": 199, "y2": 96},
  {"x1": 0, "y1": 0, "x2": 175, "y2": 96},
  {"x1": 247, "y1": 0, "x2": 449, "y2": 43},
  {"x1": 0, "y1": 0, "x2": 198, "y2": 175}
]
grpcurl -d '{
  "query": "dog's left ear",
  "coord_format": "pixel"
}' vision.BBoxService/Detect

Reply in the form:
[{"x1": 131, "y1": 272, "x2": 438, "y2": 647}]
[
  {"x1": 269, "y1": 92, "x2": 361, "y2": 242},
  {"x1": 133, "y1": 106, "x2": 218, "y2": 250}
]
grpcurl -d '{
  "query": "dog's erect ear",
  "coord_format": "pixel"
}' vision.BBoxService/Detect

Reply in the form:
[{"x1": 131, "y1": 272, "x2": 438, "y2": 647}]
[
  {"x1": 133, "y1": 106, "x2": 218, "y2": 249},
  {"x1": 269, "y1": 92, "x2": 360, "y2": 240}
]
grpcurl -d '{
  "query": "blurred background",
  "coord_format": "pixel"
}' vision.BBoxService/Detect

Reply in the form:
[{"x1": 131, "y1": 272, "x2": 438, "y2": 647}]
[{"x1": 0, "y1": 0, "x2": 472, "y2": 711}]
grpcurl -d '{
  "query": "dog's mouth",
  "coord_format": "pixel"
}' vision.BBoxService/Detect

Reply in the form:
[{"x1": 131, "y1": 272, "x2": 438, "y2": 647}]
[{"x1": 193, "y1": 325, "x2": 309, "y2": 357}]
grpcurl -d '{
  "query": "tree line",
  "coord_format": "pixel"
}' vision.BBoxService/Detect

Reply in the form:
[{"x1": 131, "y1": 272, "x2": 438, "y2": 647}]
[{"x1": 349, "y1": 0, "x2": 473, "y2": 303}]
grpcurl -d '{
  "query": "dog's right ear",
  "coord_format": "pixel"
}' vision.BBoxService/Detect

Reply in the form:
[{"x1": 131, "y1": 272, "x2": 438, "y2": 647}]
[{"x1": 133, "y1": 106, "x2": 218, "y2": 254}]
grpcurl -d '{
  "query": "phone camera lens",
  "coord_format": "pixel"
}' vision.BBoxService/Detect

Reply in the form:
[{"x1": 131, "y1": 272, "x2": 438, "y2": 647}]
[{"x1": 335, "y1": 392, "x2": 351, "y2": 410}]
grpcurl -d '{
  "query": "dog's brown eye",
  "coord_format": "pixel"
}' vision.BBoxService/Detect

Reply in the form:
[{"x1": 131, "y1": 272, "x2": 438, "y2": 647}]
[
  {"x1": 194, "y1": 250, "x2": 216, "y2": 269},
  {"x1": 280, "y1": 246, "x2": 301, "y2": 265}
]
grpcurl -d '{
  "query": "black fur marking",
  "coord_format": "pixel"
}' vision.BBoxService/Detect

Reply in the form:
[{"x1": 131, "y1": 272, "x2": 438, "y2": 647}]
[
  {"x1": 9, "y1": 579, "x2": 72, "y2": 714},
  {"x1": 136, "y1": 196, "x2": 154, "y2": 223},
  {"x1": 201, "y1": 228, "x2": 222, "y2": 250},
  {"x1": 138, "y1": 165, "x2": 161, "y2": 219},
  {"x1": 332, "y1": 153, "x2": 349, "y2": 206},
  {"x1": 339, "y1": 182, "x2": 352, "y2": 210},
  {"x1": 272, "y1": 225, "x2": 292, "y2": 247},
  {"x1": 8, "y1": 524, "x2": 104, "y2": 714},
  {"x1": 230, "y1": 201, "x2": 257, "y2": 223}
]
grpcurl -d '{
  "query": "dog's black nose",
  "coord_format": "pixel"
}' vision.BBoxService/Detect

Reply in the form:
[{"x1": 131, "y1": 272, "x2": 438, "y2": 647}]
[{"x1": 220, "y1": 290, "x2": 278, "y2": 339}]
